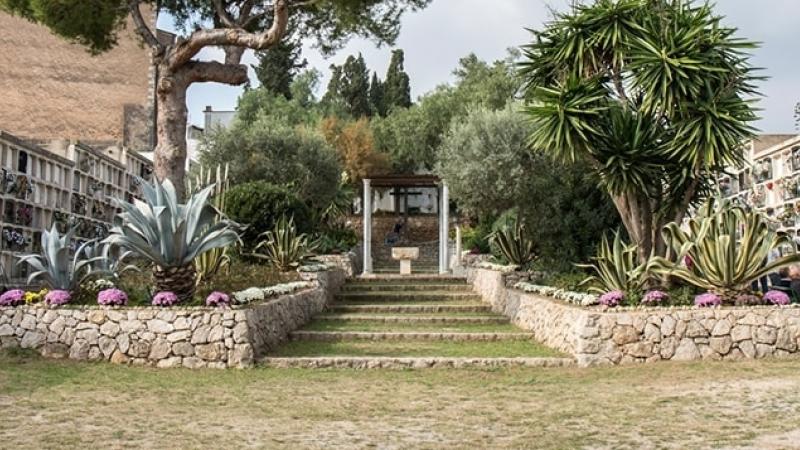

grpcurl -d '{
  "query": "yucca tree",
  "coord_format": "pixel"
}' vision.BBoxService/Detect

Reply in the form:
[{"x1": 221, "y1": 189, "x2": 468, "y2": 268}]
[
  {"x1": 520, "y1": 0, "x2": 759, "y2": 264},
  {"x1": 18, "y1": 225, "x2": 105, "y2": 291},
  {"x1": 650, "y1": 198, "x2": 800, "y2": 299},
  {"x1": 104, "y1": 178, "x2": 239, "y2": 302},
  {"x1": 577, "y1": 230, "x2": 652, "y2": 295}
]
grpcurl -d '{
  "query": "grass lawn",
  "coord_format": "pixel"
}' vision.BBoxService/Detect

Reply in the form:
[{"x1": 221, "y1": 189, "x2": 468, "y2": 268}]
[
  {"x1": 302, "y1": 320, "x2": 518, "y2": 333},
  {"x1": 269, "y1": 340, "x2": 558, "y2": 358},
  {"x1": 2, "y1": 350, "x2": 800, "y2": 449}
]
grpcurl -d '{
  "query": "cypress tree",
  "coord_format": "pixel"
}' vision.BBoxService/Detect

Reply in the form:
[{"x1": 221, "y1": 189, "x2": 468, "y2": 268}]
[
  {"x1": 340, "y1": 54, "x2": 372, "y2": 118},
  {"x1": 384, "y1": 49, "x2": 412, "y2": 111},
  {"x1": 369, "y1": 72, "x2": 386, "y2": 117},
  {"x1": 322, "y1": 64, "x2": 344, "y2": 110},
  {"x1": 252, "y1": 35, "x2": 307, "y2": 99}
]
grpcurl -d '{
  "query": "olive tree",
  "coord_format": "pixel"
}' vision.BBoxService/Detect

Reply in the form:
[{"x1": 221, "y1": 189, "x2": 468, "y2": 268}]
[
  {"x1": 520, "y1": 0, "x2": 759, "y2": 263},
  {"x1": 0, "y1": 0, "x2": 430, "y2": 198}
]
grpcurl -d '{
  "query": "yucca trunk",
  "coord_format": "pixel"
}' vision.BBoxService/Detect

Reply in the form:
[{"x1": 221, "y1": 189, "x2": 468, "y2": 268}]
[{"x1": 153, "y1": 264, "x2": 197, "y2": 302}]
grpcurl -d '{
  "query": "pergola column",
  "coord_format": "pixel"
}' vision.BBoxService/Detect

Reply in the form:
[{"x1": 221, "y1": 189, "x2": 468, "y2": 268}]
[
  {"x1": 362, "y1": 178, "x2": 373, "y2": 276},
  {"x1": 439, "y1": 183, "x2": 449, "y2": 274}
]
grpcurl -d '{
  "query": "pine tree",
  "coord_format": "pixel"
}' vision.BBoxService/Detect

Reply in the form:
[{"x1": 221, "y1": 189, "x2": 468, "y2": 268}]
[
  {"x1": 384, "y1": 49, "x2": 412, "y2": 112},
  {"x1": 252, "y1": 35, "x2": 307, "y2": 99},
  {"x1": 340, "y1": 54, "x2": 372, "y2": 118},
  {"x1": 369, "y1": 72, "x2": 386, "y2": 117}
]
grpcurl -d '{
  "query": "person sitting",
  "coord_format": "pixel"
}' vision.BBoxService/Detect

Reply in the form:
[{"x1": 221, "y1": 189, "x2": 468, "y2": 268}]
[{"x1": 385, "y1": 217, "x2": 406, "y2": 245}]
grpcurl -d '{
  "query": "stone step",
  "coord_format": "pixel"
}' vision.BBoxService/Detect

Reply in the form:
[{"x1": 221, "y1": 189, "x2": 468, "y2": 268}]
[
  {"x1": 335, "y1": 292, "x2": 481, "y2": 303},
  {"x1": 289, "y1": 331, "x2": 536, "y2": 342},
  {"x1": 341, "y1": 284, "x2": 474, "y2": 292},
  {"x1": 261, "y1": 356, "x2": 575, "y2": 369},
  {"x1": 348, "y1": 276, "x2": 467, "y2": 284},
  {"x1": 316, "y1": 314, "x2": 509, "y2": 324},
  {"x1": 329, "y1": 304, "x2": 493, "y2": 313}
]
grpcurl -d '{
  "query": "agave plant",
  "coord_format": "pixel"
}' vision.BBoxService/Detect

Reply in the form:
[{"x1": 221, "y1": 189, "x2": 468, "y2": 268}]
[
  {"x1": 650, "y1": 197, "x2": 800, "y2": 300},
  {"x1": 17, "y1": 225, "x2": 105, "y2": 291},
  {"x1": 104, "y1": 178, "x2": 239, "y2": 302},
  {"x1": 187, "y1": 164, "x2": 233, "y2": 285},
  {"x1": 80, "y1": 241, "x2": 139, "y2": 281},
  {"x1": 252, "y1": 215, "x2": 317, "y2": 272},
  {"x1": 577, "y1": 230, "x2": 652, "y2": 296},
  {"x1": 489, "y1": 220, "x2": 536, "y2": 268}
]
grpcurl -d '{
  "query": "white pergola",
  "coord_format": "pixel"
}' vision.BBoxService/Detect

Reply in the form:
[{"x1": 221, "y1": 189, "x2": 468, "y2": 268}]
[{"x1": 361, "y1": 175, "x2": 450, "y2": 276}]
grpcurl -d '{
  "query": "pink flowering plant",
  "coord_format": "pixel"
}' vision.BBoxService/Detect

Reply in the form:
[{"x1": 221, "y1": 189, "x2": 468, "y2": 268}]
[
  {"x1": 0, "y1": 289, "x2": 24, "y2": 306},
  {"x1": 599, "y1": 290, "x2": 625, "y2": 307},
  {"x1": 206, "y1": 291, "x2": 230, "y2": 307},
  {"x1": 641, "y1": 290, "x2": 669, "y2": 306},
  {"x1": 45, "y1": 290, "x2": 71, "y2": 306},
  {"x1": 694, "y1": 292, "x2": 722, "y2": 308},
  {"x1": 763, "y1": 290, "x2": 790, "y2": 306},
  {"x1": 97, "y1": 288, "x2": 128, "y2": 306},
  {"x1": 151, "y1": 291, "x2": 180, "y2": 307}
]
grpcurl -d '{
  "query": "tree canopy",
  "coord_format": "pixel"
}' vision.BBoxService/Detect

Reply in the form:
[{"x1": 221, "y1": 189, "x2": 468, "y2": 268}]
[{"x1": 436, "y1": 106, "x2": 619, "y2": 268}]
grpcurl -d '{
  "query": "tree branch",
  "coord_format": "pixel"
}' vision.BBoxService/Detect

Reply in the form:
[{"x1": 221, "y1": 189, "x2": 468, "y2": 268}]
[
  {"x1": 127, "y1": 0, "x2": 163, "y2": 54},
  {"x1": 168, "y1": 0, "x2": 290, "y2": 70},
  {"x1": 180, "y1": 61, "x2": 249, "y2": 86},
  {"x1": 213, "y1": 0, "x2": 236, "y2": 28}
]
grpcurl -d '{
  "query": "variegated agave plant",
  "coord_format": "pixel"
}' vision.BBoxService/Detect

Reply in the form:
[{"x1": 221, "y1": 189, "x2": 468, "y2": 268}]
[
  {"x1": 577, "y1": 230, "x2": 652, "y2": 297},
  {"x1": 17, "y1": 225, "x2": 106, "y2": 291},
  {"x1": 489, "y1": 220, "x2": 536, "y2": 268},
  {"x1": 650, "y1": 197, "x2": 800, "y2": 300},
  {"x1": 252, "y1": 215, "x2": 317, "y2": 272},
  {"x1": 104, "y1": 178, "x2": 239, "y2": 302}
]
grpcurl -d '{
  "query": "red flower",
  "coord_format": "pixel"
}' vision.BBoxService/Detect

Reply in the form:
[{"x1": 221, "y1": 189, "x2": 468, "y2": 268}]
[{"x1": 767, "y1": 182, "x2": 774, "y2": 190}]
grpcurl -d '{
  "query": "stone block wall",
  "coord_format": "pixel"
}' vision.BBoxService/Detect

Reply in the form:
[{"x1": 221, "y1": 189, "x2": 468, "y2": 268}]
[
  {"x1": 468, "y1": 268, "x2": 800, "y2": 366},
  {"x1": 0, "y1": 269, "x2": 345, "y2": 368}
]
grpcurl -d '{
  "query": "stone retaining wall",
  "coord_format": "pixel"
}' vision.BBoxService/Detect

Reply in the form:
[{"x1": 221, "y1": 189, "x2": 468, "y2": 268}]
[
  {"x1": 0, "y1": 269, "x2": 345, "y2": 368},
  {"x1": 468, "y1": 268, "x2": 800, "y2": 366}
]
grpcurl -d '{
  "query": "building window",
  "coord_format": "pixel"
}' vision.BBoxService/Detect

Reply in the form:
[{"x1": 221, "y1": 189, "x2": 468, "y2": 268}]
[{"x1": 17, "y1": 150, "x2": 28, "y2": 173}]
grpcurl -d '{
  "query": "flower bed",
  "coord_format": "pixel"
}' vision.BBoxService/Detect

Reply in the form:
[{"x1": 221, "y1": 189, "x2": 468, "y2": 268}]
[{"x1": 514, "y1": 282, "x2": 598, "y2": 306}]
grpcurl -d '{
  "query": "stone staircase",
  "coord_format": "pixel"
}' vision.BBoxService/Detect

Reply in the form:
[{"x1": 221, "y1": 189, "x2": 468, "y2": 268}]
[{"x1": 262, "y1": 276, "x2": 573, "y2": 369}]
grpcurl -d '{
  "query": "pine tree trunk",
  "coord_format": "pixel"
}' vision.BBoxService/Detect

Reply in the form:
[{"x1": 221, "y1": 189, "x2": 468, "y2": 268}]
[
  {"x1": 153, "y1": 264, "x2": 197, "y2": 303},
  {"x1": 154, "y1": 71, "x2": 189, "y2": 200}
]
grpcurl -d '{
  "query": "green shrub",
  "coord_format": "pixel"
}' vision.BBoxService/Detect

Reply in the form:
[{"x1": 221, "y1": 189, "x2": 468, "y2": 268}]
[
  {"x1": 226, "y1": 181, "x2": 312, "y2": 249},
  {"x1": 461, "y1": 218, "x2": 493, "y2": 254},
  {"x1": 315, "y1": 224, "x2": 358, "y2": 254}
]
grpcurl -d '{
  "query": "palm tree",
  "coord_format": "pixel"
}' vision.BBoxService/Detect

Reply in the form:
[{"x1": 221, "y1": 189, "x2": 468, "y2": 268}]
[{"x1": 519, "y1": 0, "x2": 759, "y2": 263}]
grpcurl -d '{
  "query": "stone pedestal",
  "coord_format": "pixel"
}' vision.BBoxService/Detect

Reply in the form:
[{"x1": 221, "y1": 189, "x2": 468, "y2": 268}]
[{"x1": 392, "y1": 247, "x2": 420, "y2": 275}]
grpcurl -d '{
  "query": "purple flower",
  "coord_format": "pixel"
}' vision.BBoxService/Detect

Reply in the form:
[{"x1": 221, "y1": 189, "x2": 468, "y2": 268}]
[
  {"x1": 151, "y1": 291, "x2": 179, "y2": 307},
  {"x1": 45, "y1": 290, "x2": 71, "y2": 306},
  {"x1": 206, "y1": 291, "x2": 230, "y2": 307},
  {"x1": 0, "y1": 289, "x2": 24, "y2": 306},
  {"x1": 641, "y1": 290, "x2": 669, "y2": 306},
  {"x1": 97, "y1": 288, "x2": 128, "y2": 306},
  {"x1": 695, "y1": 292, "x2": 722, "y2": 308},
  {"x1": 763, "y1": 290, "x2": 790, "y2": 306},
  {"x1": 599, "y1": 290, "x2": 625, "y2": 307}
]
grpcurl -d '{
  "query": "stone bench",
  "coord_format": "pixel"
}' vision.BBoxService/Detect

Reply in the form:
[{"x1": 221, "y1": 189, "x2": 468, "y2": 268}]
[{"x1": 391, "y1": 247, "x2": 420, "y2": 275}]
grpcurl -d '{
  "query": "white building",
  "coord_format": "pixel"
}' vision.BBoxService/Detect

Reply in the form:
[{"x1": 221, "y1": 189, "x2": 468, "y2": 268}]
[{"x1": 719, "y1": 134, "x2": 800, "y2": 241}]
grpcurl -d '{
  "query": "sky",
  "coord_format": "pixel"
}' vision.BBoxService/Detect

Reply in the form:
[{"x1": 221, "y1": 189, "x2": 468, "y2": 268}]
[{"x1": 160, "y1": 0, "x2": 800, "y2": 133}]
